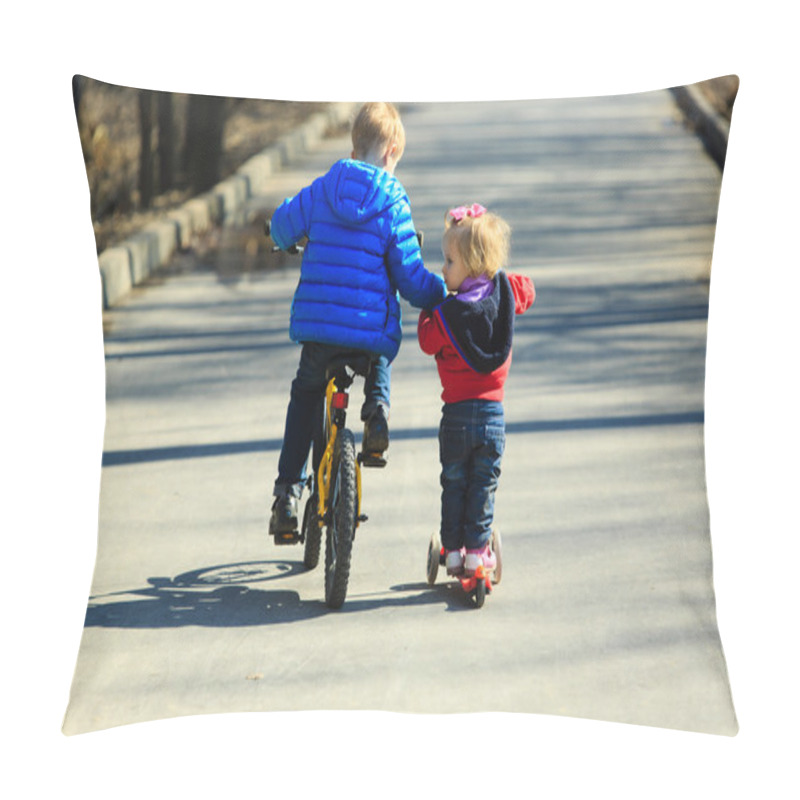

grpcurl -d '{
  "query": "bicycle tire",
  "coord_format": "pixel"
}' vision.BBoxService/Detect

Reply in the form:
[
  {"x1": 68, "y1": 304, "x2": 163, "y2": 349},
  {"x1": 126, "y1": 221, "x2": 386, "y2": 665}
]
[
  {"x1": 302, "y1": 494, "x2": 322, "y2": 570},
  {"x1": 324, "y1": 428, "x2": 358, "y2": 609}
]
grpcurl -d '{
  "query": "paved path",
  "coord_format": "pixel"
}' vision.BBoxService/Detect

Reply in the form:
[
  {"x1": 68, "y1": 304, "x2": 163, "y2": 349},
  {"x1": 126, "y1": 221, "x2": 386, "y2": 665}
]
[{"x1": 63, "y1": 92, "x2": 736, "y2": 736}]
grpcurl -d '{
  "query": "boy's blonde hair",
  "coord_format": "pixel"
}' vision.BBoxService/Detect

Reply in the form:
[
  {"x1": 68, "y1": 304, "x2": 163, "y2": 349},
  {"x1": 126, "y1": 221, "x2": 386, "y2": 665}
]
[
  {"x1": 444, "y1": 206, "x2": 511, "y2": 279},
  {"x1": 352, "y1": 102, "x2": 406, "y2": 162}
]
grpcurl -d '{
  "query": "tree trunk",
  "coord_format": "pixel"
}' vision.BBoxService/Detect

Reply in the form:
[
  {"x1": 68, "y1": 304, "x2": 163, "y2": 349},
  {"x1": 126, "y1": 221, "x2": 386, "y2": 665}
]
[
  {"x1": 72, "y1": 75, "x2": 83, "y2": 123},
  {"x1": 184, "y1": 94, "x2": 227, "y2": 195},
  {"x1": 157, "y1": 91, "x2": 175, "y2": 194},
  {"x1": 138, "y1": 90, "x2": 155, "y2": 209}
]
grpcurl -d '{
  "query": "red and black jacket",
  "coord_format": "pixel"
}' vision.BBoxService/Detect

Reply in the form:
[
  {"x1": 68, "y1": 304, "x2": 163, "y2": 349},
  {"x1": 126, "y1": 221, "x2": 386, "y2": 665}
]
[{"x1": 418, "y1": 271, "x2": 535, "y2": 404}]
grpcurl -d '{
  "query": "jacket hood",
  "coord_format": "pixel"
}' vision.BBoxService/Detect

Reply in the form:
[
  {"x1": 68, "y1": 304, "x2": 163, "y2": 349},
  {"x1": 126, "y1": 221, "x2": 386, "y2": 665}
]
[
  {"x1": 322, "y1": 159, "x2": 404, "y2": 224},
  {"x1": 436, "y1": 272, "x2": 515, "y2": 374}
]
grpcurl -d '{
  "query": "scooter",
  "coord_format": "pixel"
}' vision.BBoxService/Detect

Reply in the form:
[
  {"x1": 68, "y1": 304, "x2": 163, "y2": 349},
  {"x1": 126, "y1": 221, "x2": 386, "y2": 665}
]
[{"x1": 426, "y1": 530, "x2": 502, "y2": 608}]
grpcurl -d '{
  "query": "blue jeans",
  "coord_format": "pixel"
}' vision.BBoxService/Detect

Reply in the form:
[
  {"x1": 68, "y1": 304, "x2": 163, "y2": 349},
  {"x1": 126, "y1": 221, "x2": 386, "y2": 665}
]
[
  {"x1": 274, "y1": 342, "x2": 391, "y2": 498},
  {"x1": 439, "y1": 400, "x2": 505, "y2": 552}
]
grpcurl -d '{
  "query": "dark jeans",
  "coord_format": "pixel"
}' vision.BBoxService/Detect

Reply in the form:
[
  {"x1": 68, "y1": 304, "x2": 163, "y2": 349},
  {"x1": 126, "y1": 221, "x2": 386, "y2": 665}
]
[
  {"x1": 439, "y1": 399, "x2": 505, "y2": 552},
  {"x1": 274, "y1": 342, "x2": 391, "y2": 498}
]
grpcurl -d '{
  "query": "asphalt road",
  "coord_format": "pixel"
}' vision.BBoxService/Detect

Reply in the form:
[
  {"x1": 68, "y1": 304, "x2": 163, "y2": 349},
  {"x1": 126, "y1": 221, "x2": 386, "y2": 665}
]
[{"x1": 63, "y1": 92, "x2": 737, "y2": 736}]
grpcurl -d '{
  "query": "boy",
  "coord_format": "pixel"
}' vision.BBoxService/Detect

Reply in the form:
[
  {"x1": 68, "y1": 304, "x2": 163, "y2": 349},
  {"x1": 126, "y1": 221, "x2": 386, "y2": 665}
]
[{"x1": 268, "y1": 102, "x2": 447, "y2": 542}]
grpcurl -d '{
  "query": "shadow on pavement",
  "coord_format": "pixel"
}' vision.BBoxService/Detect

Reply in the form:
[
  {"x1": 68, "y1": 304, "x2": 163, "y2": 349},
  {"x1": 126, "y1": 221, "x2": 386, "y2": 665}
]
[
  {"x1": 83, "y1": 562, "x2": 472, "y2": 628},
  {"x1": 339, "y1": 581, "x2": 484, "y2": 614},
  {"x1": 101, "y1": 408, "x2": 703, "y2": 468}
]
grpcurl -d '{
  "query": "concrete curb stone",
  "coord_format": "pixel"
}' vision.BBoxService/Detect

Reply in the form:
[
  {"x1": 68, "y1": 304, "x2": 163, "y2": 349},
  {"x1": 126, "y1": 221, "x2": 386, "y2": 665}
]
[
  {"x1": 125, "y1": 231, "x2": 161, "y2": 284},
  {"x1": 97, "y1": 101, "x2": 357, "y2": 309},
  {"x1": 98, "y1": 247, "x2": 132, "y2": 308},
  {"x1": 165, "y1": 207, "x2": 194, "y2": 250}
]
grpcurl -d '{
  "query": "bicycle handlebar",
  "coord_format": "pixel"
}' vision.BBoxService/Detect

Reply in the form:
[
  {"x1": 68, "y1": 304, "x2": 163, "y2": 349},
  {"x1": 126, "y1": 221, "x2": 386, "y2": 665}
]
[{"x1": 264, "y1": 219, "x2": 303, "y2": 254}]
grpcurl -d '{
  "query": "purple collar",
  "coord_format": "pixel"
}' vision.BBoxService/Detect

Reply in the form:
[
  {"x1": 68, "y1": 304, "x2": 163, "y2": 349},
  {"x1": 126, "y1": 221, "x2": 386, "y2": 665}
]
[{"x1": 456, "y1": 274, "x2": 493, "y2": 303}]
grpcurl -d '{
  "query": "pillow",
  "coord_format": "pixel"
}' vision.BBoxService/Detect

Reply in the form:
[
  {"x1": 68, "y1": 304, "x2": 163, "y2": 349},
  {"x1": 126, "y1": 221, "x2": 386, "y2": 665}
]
[{"x1": 63, "y1": 75, "x2": 738, "y2": 737}]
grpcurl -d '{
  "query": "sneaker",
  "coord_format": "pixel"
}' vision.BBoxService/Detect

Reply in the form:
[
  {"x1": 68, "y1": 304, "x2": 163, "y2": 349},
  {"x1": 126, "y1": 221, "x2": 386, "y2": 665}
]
[
  {"x1": 362, "y1": 405, "x2": 389, "y2": 465},
  {"x1": 269, "y1": 495, "x2": 299, "y2": 542},
  {"x1": 445, "y1": 549, "x2": 465, "y2": 576},
  {"x1": 465, "y1": 545, "x2": 496, "y2": 576},
  {"x1": 363, "y1": 405, "x2": 389, "y2": 453}
]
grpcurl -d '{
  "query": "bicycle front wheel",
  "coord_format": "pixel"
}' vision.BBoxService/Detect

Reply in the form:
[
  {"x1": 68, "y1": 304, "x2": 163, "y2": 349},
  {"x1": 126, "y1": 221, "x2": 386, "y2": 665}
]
[{"x1": 324, "y1": 428, "x2": 358, "y2": 609}]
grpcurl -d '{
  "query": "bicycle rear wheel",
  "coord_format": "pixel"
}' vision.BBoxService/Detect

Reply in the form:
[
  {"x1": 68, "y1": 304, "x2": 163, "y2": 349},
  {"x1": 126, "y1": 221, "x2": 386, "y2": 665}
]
[{"x1": 324, "y1": 428, "x2": 358, "y2": 609}]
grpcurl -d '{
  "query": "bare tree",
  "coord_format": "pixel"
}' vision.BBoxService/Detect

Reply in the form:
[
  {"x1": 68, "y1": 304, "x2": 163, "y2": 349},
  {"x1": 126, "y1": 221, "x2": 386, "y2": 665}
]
[
  {"x1": 138, "y1": 89, "x2": 155, "y2": 209},
  {"x1": 72, "y1": 74, "x2": 83, "y2": 122},
  {"x1": 157, "y1": 91, "x2": 176, "y2": 193},
  {"x1": 184, "y1": 93, "x2": 227, "y2": 195}
]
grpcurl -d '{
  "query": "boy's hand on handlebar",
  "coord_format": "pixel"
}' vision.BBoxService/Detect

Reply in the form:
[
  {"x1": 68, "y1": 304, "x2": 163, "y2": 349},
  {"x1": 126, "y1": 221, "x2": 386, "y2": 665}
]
[{"x1": 264, "y1": 218, "x2": 303, "y2": 254}]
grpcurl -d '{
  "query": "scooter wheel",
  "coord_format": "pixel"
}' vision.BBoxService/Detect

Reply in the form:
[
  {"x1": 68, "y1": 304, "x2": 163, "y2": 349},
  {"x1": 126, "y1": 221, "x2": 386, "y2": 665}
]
[
  {"x1": 426, "y1": 533, "x2": 441, "y2": 585},
  {"x1": 490, "y1": 529, "x2": 502, "y2": 585},
  {"x1": 473, "y1": 577, "x2": 486, "y2": 608}
]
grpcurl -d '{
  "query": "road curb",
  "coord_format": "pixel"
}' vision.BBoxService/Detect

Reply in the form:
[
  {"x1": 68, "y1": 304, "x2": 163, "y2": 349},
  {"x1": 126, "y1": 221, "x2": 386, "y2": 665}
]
[
  {"x1": 98, "y1": 101, "x2": 357, "y2": 309},
  {"x1": 669, "y1": 82, "x2": 731, "y2": 171}
]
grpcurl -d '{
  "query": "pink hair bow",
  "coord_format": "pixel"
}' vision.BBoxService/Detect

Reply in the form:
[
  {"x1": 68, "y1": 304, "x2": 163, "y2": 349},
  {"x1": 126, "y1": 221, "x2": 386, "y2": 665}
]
[{"x1": 448, "y1": 203, "x2": 487, "y2": 222}]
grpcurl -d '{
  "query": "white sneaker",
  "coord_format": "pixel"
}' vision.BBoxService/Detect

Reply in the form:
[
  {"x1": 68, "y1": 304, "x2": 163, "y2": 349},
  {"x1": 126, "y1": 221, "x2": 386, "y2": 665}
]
[
  {"x1": 464, "y1": 550, "x2": 482, "y2": 576},
  {"x1": 445, "y1": 549, "x2": 465, "y2": 575},
  {"x1": 465, "y1": 545, "x2": 495, "y2": 576}
]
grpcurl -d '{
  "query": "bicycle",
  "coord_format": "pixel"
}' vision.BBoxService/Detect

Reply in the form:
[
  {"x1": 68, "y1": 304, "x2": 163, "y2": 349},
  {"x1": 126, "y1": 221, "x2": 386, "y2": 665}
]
[
  {"x1": 307, "y1": 353, "x2": 380, "y2": 608},
  {"x1": 264, "y1": 221, "x2": 381, "y2": 609}
]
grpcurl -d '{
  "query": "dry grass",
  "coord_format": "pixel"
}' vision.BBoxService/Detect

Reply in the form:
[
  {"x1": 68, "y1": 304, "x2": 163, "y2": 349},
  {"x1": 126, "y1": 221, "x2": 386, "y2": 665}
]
[{"x1": 74, "y1": 78, "x2": 329, "y2": 253}]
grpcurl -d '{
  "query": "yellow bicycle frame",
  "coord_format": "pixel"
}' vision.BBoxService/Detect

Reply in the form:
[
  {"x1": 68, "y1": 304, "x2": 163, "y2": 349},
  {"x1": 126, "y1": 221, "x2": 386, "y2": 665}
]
[{"x1": 316, "y1": 376, "x2": 362, "y2": 526}]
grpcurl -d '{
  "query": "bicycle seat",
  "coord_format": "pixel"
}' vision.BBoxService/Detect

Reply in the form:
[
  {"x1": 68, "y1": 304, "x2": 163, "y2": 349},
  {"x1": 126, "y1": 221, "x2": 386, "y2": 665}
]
[{"x1": 325, "y1": 353, "x2": 375, "y2": 382}]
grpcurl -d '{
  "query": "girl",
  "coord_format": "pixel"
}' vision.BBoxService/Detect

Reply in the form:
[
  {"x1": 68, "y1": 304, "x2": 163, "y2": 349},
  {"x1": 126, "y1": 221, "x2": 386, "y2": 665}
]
[{"x1": 418, "y1": 204, "x2": 535, "y2": 576}]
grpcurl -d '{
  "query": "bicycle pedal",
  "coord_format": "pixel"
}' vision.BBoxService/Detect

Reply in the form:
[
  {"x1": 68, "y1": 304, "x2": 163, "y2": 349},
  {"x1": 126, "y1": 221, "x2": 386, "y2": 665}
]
[
  {"x1": 273, "y1": 531, "x2": 301, "y2": 545},
  {"x1": 358, "y1": 452, "x2": 387, "y2": 468}
]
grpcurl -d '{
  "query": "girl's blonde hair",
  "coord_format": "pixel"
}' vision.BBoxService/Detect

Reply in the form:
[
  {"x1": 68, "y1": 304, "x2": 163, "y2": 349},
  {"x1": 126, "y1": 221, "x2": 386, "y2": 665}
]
[
  {"x1": 443, "y1": 205, "x2": 511, "y2": 278},
  {"x1": 352, "y1": 102, "x2": 406, "y2": 161}
]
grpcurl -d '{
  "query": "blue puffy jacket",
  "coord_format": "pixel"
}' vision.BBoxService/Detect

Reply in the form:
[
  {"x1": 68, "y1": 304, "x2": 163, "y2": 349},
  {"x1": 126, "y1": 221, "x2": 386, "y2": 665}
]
[{"x1": 270, "y1": 159, "x2": 446, "y2": 361}]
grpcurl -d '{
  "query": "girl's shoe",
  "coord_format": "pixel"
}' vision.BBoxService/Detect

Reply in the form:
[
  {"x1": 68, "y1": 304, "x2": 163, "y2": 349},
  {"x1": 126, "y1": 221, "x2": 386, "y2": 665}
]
[
  {"x1": 445, "y1": 549, "x2": 465, "y2": 576},
  {"x1": 465, "y1": 545, "x2": 496, "y2": 576}
]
